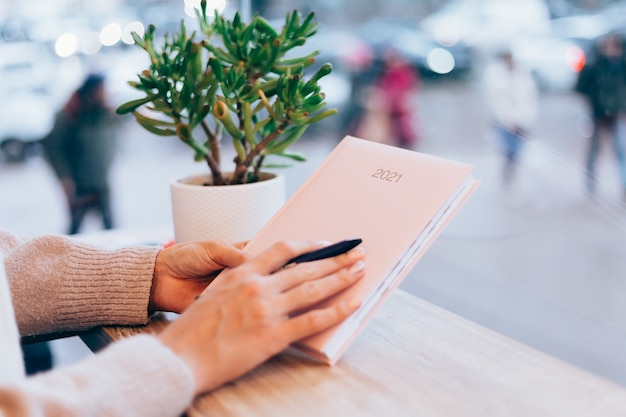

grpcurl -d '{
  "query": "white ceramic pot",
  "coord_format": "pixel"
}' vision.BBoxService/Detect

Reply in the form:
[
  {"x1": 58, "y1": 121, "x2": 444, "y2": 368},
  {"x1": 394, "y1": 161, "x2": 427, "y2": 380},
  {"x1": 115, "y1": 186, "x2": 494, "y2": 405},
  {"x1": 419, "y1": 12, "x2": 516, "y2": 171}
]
[{"x1": 170, "y1": 172, "x2": 285, "y2": 243}]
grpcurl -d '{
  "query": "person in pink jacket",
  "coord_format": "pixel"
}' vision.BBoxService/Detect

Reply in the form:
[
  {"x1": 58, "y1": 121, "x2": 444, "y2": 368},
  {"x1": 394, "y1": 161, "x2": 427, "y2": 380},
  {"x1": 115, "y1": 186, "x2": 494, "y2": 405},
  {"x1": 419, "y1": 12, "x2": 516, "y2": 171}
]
[
  {"x1": 376, "y1": 48, "x2": 421, "y2": 149},
  {"x1": 0, "y1": 230, "x2": 365, "y2": 416}
]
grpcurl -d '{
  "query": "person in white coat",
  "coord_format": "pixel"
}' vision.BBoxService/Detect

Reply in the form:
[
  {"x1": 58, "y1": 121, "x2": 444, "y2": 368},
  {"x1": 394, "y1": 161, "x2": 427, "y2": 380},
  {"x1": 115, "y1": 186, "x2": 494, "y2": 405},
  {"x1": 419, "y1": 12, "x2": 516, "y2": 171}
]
[{"x1": 483, "y1": 50, "x2": 539, "y2": 186}]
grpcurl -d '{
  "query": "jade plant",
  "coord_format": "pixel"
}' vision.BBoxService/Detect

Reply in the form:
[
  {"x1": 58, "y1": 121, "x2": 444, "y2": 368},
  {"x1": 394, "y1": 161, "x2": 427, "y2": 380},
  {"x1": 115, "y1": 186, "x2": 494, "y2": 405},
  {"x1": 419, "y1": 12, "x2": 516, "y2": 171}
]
[{"x1": 116, "y1": 0, "x2": 337, "y2": 185}]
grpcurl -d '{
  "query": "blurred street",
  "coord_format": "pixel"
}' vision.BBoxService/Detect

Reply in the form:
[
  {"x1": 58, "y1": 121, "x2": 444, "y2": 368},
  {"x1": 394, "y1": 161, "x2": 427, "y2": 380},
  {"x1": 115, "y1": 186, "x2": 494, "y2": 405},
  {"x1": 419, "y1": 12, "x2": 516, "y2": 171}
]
[{"x1": 4, "y1": 75, "x2": 626, "y2": 387}]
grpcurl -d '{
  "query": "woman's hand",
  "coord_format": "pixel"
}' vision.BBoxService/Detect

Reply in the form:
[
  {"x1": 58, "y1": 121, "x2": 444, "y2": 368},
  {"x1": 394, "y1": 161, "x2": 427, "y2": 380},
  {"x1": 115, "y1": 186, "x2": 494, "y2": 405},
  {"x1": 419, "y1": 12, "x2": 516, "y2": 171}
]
[
  {"x1": 158, "y1": 240, "x2": 366, "y2": 395},
  {"x1": 150, "y1": 240, "x2": 248, "y2": 313}
]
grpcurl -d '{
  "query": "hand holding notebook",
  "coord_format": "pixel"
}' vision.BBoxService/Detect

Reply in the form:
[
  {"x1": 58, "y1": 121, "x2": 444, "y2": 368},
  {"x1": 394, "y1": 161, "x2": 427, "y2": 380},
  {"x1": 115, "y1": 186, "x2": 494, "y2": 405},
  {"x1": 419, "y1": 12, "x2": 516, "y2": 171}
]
[{"x1": 244, "y1": 136, "x2": 479, "y2": 364}]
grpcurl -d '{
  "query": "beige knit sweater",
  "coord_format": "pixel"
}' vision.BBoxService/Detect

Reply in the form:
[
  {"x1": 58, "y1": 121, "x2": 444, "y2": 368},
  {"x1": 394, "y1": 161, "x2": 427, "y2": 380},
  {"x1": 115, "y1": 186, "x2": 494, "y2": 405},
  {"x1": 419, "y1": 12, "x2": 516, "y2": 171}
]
[{"x1": 0, "y1": 230, "x2": 195, "y2": 416}]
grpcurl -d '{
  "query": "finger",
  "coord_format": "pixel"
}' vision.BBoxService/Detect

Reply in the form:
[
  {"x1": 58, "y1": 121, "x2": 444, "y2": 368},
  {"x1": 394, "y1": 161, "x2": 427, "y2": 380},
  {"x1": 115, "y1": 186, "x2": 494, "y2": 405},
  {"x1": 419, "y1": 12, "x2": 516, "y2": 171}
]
[
  {"x1": 281, "y1": 296, "x2": 363, "y2": 343},
  {"x1": 247, "y1": 240, "x2": 328, "y2": 275},
  {"x1": 200, "y1": 240, "x2": 249, "y2": 269},
  {"x1": 233, "y1": 240, "x2": 249, "y2": 250},
  {"x1": 272, "y1": 245, "x2": 365, "y2": 293},
  {"x1": 280, "y1": 260, "x2": 365, "y2": 313}
]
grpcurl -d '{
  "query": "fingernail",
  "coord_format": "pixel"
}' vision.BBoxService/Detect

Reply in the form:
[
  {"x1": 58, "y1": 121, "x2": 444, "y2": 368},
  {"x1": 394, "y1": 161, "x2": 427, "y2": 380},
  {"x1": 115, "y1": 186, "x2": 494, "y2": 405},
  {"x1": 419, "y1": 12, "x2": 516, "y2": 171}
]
[{"x1": 350, "y1": 260, "x2": 365, "y2": 274}]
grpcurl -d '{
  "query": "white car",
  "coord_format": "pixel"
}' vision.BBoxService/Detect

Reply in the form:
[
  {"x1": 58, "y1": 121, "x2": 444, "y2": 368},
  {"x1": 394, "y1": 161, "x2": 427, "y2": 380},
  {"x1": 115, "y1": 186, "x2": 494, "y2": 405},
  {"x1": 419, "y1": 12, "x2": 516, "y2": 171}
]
[
  {"x1": 510, "y1": 14, "x2": 611, "y2": 91},
  {"x1": 421, "y1": 0, "x2": 550, "y2": 56},
  {"x1": 0, "y1": 41, "x2": 58, "y2": 161},
  {"x1": 0, "y1": 91, "x2": 56, "y2": 161}
]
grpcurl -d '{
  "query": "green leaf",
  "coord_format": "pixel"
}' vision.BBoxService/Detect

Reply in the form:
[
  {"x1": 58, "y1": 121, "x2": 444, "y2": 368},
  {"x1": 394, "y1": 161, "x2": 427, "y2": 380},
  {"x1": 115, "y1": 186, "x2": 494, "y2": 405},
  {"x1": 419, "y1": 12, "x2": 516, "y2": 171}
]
[
  {"x1": 254, "y1": 15, "x2": 279, "y2": 38},
  {"x1": 133, "y1": 112, "x2": 177, "y2": 136},
  {"x1": 261, "y1": 162, "x2": 293, "y2": 169},
  {"x1": 213, "y1": 100, "x2": 244, "y2": 140},
  {"x1": 277, "y1": 150, "x2": 307, "y2": 161},
  {"x1": 263, "y1": 125, "x2": 307, "y2": 154},
  {"x1": 116, "y1": 95, "x2": 159, "y2": 115},
  {"x1": 276, "y1": 51, "x2": 317, "y2": 67},
  {"x1": 306, "y1": 108, "x2": 338, "y2": 124}
]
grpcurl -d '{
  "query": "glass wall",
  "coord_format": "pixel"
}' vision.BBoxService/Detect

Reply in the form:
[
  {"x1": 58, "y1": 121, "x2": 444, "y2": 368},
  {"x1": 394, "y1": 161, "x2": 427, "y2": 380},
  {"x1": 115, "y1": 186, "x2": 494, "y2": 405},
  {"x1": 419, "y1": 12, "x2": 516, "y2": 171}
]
[{"x1": 3, "y1": 0, "x2": 626, "y2": 387}]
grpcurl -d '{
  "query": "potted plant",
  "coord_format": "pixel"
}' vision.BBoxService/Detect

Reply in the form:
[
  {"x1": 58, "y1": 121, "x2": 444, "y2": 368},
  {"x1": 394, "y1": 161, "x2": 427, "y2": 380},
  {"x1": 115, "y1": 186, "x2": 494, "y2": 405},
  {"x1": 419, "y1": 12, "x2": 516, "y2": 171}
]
[{"x1": 116, "y1": 0, "x2": 337, "y2": 242}]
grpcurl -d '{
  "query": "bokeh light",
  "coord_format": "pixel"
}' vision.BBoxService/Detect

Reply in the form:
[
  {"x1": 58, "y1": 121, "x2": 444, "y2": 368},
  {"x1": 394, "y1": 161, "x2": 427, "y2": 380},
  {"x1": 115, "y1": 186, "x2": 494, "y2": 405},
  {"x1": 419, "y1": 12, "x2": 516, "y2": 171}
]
[
  {"x1": 100, "y1": 23, "x2": 122, "y2": 47},
  {"x1": 427, "y1": 48, "x2": 455, "y2": 74},
  {"x1": 54, "y1": 32, "x2": 78, "y2": 57},
  {"x1": 80, "y1": 32, "x2": 102, "y2": 55},
  {"x1": 566, "y1": 45, "x2": 586, "y2": 72},
  {"x1": 122, "y1": 21, "x2": 145, "y2": 45}
]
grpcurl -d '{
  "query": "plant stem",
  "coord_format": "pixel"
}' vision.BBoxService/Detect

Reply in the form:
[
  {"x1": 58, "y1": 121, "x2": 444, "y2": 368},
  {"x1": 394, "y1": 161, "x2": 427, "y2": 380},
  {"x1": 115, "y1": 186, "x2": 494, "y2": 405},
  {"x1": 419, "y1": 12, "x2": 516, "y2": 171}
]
[
  {"x1": 200, "y1": 120, "x2": 221, "y2": 166},
  {"x1": 198, "y1": 122, "x2": 225, "y2": 185},
  {"x1": 253, "y1": 154, "x2": 265, "y2": 177},
  {"x1": 232, "y1": 121, "x2": 289, "y2": 184},
  {"x1": 205, "y1": 155, "x2": 224, "y2": 185}
]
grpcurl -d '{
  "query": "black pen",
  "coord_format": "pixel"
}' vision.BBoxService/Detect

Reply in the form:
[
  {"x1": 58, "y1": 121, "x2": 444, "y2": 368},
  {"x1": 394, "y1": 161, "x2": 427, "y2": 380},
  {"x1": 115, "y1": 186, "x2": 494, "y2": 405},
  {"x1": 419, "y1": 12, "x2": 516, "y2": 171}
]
[{"x1": 284, "y1": 238, "x2": 363, "y2": 267}]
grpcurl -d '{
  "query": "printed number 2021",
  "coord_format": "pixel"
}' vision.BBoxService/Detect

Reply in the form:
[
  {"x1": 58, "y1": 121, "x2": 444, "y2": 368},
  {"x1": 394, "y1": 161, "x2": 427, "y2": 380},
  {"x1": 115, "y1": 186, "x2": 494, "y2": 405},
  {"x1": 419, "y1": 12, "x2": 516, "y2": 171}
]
[{"x1": 372, "y1": 168, "x2": 403, "y2": 183}]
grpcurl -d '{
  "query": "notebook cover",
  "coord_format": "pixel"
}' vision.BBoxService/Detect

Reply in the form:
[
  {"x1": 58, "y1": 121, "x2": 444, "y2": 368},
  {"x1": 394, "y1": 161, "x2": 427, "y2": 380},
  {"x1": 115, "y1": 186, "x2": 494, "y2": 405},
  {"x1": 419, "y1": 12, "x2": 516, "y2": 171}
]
[{"x1": 244, "y1": 136, "x2": 479, "y2": 364}]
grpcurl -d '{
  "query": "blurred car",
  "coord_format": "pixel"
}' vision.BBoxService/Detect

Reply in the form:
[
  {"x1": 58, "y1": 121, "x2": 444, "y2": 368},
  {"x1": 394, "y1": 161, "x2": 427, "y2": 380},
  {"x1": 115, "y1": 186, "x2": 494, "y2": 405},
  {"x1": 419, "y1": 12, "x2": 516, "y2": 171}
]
[
  {"x1": 354, "y1": 19, "x2": 473, "y2": 78},
  {"x1": 0, "y1": 91, "x2": 56, "y2": 162},
  {"x1": 0, "y1": 41, "x2": 57, "y2": 162},
  {"x1": 0, "y1": 41, "x2": 53, "y2": 91},
  {"x1": 510, "y1": 14, "x2": 612, "y2": 91},
  {"x1": 598, "y1": 0, "x2": 626, "y2": 34},
  {"x1": 421, "y1": 0, "x2": 550, "y2": 56}
]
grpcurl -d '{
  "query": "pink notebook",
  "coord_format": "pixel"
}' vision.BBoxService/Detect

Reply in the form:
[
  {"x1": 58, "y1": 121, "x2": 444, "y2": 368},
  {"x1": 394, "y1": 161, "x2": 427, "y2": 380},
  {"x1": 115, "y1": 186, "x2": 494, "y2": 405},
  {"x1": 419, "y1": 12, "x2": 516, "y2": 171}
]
[{"x1": 244, "y1": 136, "x2": 479, "y2": 364}]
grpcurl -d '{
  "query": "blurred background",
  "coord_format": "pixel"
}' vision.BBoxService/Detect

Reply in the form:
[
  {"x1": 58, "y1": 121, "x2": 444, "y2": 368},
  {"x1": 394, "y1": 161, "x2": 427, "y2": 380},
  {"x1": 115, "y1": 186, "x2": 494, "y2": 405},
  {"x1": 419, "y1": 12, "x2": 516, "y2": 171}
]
[{"x1": 3, "y1": 0, "x2": 626, "y2": 388}]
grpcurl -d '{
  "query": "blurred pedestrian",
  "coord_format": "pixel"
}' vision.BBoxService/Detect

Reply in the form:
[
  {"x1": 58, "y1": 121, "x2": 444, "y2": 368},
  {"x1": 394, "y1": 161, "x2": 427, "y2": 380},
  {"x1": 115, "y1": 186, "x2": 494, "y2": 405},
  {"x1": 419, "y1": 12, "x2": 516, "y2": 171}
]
[
  {"x1": 483, "y1": 50, "x2": 538, "y2": 187},
  {"x1": 356, "y1": 47, "x2": 420, "y2": 149},
  {"x1": 575, "y1": 33, "x2": 626, "y2": 200},
  {"x1": 43, "y1": 73, "x2": 118, "y2": 234},
  {"x1": 340, "y1": 43, "x2": 377, "y2": 139}
]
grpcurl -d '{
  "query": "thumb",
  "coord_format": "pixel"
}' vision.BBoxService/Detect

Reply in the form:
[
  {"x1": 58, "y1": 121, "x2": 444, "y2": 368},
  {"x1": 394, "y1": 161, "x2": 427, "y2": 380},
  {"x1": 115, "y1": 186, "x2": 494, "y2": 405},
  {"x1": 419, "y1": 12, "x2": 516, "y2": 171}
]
[{"x1": 200, "y1": 241, "x2": 249, "y2": 269}]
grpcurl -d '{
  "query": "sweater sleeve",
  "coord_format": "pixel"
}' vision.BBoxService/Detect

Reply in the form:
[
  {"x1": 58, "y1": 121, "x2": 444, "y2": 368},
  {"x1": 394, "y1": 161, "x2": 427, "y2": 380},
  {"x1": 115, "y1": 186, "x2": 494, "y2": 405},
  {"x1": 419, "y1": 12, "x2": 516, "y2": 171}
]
[
  {"x1": 0, "y1": 335, "x2": 195, "y2": 417},
  {"x1": 0, "y1": 230, "x2": 159, "y2": 336}
]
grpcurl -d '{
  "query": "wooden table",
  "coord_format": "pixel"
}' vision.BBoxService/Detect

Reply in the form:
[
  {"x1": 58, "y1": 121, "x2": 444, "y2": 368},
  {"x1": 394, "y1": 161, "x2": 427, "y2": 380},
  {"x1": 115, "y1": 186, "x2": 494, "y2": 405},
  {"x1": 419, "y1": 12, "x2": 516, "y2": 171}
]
[{"x1": 81, "y1": 289, "x2": 626, "y2": 416}]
